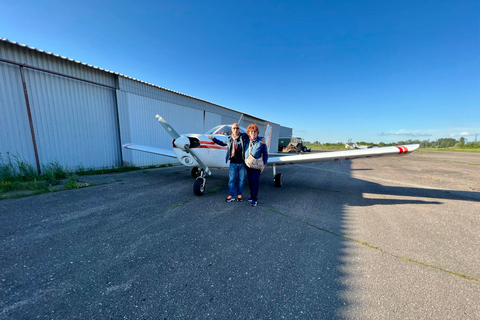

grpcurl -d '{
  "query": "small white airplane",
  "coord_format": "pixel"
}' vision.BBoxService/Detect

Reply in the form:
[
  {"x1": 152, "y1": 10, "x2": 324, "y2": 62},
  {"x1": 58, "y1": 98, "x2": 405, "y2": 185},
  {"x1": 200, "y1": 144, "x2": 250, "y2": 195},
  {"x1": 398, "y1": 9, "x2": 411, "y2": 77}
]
[
  {"x1": 123, "y1": 115, "x2": 419, "y2": 196},
  {"x1": 345, "y1": 142, "x2": 377, "y2": 149},
  {"x1": 345, "y1": 139, "x2": 377, "y2": 149}
]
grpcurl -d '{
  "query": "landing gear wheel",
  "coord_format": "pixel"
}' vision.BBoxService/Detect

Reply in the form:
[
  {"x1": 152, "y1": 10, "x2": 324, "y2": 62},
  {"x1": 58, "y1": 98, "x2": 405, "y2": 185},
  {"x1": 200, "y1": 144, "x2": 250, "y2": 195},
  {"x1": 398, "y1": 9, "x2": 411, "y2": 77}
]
[
  {"x1": 191, "y1": 167, "x2": 200, "y2": 179},
  {"x1": 193, "y1": 178, "x2": 205, "y2": 196},
  {"x1": 274, "y1": 173, "x2": 282, "y2": 188}
]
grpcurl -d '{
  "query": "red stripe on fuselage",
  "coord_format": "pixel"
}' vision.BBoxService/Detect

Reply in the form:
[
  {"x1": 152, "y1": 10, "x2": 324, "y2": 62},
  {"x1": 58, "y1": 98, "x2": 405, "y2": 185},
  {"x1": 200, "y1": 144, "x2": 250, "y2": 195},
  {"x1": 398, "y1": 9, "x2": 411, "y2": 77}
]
[
  {"x1": 173, "y1": 144, "x2": 227, "y2": 150},
  {"x1": 198, "y1": 145, "x2": 227, "y2": 149}
]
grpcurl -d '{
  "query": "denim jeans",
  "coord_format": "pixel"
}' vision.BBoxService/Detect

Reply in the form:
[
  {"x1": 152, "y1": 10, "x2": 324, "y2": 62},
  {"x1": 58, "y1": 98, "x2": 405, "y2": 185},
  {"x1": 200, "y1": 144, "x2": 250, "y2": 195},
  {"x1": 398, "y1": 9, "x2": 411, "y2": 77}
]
[
  {"x1": 228, "y1": 162, "x2": 246, "y2": 197},
  {"x1": 246, "y1": 167, "x2": 261, "y2": 201}
]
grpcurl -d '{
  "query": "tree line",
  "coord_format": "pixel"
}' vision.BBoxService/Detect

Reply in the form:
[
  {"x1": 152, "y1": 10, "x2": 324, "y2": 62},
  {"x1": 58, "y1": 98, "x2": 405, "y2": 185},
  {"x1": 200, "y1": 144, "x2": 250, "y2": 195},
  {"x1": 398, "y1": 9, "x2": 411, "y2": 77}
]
[{"x1": 307, "y1": 137, "x2": 480, "y2": 149}]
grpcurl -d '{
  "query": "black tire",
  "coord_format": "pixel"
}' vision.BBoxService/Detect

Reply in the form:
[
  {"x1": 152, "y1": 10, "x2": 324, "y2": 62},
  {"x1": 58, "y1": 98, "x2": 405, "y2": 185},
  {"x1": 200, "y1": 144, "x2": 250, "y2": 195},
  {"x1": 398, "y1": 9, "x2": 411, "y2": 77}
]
[
  {"x1": 193, "y1": 178, "x2": 205, "y2": 196},
  {"x1": 191, "y1": 167, "x2": 200, "y2": 179},
  {"x1": 274, "y1": 173, "x2": 282, "y2": 188}
]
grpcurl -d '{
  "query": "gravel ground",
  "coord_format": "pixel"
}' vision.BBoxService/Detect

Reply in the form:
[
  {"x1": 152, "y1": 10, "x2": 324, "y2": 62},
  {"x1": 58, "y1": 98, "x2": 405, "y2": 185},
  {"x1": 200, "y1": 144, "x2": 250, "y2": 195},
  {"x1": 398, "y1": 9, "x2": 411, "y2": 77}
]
[{"x1": 1, "y1": 150, "x2": 478, "y2": 319}]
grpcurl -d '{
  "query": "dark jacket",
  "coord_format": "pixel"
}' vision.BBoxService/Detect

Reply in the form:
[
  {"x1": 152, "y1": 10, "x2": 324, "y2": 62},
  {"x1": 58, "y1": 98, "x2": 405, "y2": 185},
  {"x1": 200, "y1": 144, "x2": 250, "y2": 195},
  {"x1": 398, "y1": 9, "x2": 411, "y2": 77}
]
[{"x1": 211, "y1": 133, "x2": 250, "y2": 163}]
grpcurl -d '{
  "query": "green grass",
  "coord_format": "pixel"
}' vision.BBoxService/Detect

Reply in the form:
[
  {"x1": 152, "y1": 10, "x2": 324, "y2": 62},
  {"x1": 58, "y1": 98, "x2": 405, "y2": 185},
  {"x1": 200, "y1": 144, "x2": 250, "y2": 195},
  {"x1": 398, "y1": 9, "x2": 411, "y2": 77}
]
[
  {"x1": 0, "y1": 152, "x2": 167, "y2": 200},
  {"x1": 305, "y1": 144, "x2": 346, "y2": 150},
  {"x1": 418, "y1": 147, "x2": 480, "y2": 153}
]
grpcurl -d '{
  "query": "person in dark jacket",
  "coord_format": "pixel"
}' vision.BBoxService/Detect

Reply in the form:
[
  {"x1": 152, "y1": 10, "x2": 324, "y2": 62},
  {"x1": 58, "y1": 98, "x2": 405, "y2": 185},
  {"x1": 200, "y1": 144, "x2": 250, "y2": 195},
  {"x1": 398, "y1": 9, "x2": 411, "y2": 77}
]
[{"x1": 244, "y1": 123, "x2": 268, "y2": 207}]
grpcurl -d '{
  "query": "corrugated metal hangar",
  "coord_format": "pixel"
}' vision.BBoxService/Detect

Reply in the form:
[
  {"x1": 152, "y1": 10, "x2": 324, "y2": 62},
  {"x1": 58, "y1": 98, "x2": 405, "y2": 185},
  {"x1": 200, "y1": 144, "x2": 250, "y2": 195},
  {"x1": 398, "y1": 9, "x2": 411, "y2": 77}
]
[{"x1": 0, "y1": 38, "x2": 292, "y2": 173}]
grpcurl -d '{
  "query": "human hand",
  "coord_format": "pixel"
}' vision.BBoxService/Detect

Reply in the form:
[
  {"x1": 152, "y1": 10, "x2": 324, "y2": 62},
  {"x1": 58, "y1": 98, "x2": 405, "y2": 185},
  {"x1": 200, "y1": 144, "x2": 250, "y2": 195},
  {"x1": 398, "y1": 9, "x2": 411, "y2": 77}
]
[{"x1": 261, "y1": 138, "x2": 266, "y2": 144}]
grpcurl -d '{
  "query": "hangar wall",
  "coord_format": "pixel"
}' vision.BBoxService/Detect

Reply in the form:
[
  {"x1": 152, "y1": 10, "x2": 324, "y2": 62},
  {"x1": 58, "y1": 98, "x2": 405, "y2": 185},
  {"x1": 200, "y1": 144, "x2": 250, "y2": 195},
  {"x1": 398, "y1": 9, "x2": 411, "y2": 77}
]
[{"x1": 0, "y1": 38, "x2": 285, "y2": 172}]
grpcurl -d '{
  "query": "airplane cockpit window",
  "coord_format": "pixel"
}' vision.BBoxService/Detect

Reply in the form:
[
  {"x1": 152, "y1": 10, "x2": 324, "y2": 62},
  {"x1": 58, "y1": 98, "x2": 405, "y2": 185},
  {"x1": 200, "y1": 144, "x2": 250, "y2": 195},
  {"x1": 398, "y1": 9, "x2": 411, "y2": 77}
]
[{"x1": 205, "y1": 125, "x2": 246, "y2": 136}]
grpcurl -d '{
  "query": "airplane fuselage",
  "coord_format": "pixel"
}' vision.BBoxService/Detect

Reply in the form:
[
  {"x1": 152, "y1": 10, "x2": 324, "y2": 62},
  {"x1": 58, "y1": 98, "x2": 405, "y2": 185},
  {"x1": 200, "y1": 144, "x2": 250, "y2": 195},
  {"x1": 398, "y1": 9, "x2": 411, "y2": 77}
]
[{"x1": 173, "y1": 134, "x2": 230, "y2": 169}]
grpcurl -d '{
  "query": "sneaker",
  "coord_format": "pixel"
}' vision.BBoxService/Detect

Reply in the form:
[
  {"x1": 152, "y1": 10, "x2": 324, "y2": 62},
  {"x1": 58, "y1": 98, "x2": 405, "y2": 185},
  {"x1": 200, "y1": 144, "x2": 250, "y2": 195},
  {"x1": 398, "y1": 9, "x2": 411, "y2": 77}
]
[
  {"x1": 225, "y1": 196, "x2": 235, "y2": 203},
  {"x1": 251, "y1": 200, "x2": 257, "y2": 207},
  {"x1": 247, "y1": 197, "x2": 253, "y2": 203},
  {"x1": 236, "y1": 196, "x2": 243, "y2": 202}
]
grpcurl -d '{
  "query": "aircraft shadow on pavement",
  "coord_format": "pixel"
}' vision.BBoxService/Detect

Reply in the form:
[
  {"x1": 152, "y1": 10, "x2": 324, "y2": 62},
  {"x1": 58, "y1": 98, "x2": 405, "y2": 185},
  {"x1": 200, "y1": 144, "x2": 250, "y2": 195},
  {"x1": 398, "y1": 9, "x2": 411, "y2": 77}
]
[{"x1": 263, "y1": 162, "x2": 479, "y2": 208}]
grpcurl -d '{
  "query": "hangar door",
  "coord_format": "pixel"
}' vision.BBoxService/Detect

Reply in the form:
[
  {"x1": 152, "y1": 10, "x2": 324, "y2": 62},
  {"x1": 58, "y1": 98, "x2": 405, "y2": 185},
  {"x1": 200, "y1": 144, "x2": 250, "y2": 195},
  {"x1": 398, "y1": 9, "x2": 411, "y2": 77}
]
[
  {"x1": 0, "y1": 62, "x2": 38, "y2": 169},
  {"x1": 25, "y1": 68, "x2": 120, "y2": 170}
]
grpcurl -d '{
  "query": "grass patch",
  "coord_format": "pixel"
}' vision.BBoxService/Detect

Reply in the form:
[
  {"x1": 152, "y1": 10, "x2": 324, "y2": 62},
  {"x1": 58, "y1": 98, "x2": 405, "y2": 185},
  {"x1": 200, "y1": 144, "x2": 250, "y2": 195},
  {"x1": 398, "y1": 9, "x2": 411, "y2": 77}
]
[
  {"x1": 171, "y1": 198, "x2": 195, "y2": 209},
  {"x1": 0, "y1": 153, "x2": 166, "y2": 199},
  {"x1": 76, "y1": 165, "x2": 141, "y2": 176},
  {"x1": 419, "y1": 147, "x2": 480, "y2": 153},
  {"x1": 306, "y1": 144, "x2": 345, "y2": 150}
]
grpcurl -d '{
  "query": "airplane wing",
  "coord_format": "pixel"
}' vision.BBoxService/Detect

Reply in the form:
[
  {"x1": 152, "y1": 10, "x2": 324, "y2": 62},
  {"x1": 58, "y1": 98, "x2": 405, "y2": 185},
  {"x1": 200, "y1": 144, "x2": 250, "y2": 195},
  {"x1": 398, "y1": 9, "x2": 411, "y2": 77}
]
[
  {"x1": 267, "y1": 144, "x2": 419, "y2": 165},
  {"x1": 122, "y1": 144, "x2": 177, "y2": 158}
]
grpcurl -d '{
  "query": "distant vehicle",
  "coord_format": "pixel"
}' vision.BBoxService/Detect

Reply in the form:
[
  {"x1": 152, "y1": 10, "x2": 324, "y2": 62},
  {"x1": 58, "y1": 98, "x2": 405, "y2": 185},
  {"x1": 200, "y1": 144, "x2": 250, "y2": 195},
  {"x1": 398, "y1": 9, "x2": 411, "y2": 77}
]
[
  {"x1": 345, "y1": 139, "x2": 377, "y2": 149},
  {"x1": 278, "y1": 137, "x2": 311, "y2": 153}
]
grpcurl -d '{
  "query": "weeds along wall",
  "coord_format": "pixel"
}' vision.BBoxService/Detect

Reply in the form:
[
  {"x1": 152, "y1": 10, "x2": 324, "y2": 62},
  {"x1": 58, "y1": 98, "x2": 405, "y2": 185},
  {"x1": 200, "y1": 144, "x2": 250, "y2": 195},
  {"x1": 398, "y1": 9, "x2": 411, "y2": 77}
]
[{"x1": 0, "y1": 39, "x2": 281, "y2": 173}]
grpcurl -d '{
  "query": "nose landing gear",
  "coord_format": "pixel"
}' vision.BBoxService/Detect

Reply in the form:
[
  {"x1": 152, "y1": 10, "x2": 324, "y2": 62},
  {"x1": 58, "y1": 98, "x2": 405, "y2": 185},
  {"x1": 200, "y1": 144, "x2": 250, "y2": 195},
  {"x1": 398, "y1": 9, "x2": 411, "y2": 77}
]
[{"x1": 192, "y1": 167, "x2": 207, "y2": 196}]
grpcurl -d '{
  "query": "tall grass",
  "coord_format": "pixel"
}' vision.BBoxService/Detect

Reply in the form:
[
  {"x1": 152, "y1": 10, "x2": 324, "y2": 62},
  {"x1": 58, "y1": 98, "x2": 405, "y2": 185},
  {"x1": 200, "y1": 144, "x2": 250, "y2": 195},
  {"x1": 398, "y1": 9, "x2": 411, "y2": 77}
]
[
  {"x1": 0, "y1": 153, "x2": 73, "y2": 196},
  {"x1": 0, "y1": 153, "x2": 38, "y2": 182},
  {"x1": 0, "y1": 153, "x2": 151, "y2": 199}
]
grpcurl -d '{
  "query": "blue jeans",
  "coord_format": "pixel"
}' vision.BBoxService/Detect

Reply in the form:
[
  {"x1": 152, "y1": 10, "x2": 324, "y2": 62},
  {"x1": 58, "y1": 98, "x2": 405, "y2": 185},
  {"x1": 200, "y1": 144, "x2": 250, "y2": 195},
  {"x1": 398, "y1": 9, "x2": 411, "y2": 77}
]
[{"x1": 228, "y1": 162, "x2": 246, "y2": 197}]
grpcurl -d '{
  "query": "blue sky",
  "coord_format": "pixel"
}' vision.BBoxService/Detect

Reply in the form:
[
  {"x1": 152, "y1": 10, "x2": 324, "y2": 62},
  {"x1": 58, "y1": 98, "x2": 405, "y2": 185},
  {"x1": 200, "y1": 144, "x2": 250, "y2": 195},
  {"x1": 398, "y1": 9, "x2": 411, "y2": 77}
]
[{"x1": 1, "y1": 0, "x2": 478, "y2": 143}]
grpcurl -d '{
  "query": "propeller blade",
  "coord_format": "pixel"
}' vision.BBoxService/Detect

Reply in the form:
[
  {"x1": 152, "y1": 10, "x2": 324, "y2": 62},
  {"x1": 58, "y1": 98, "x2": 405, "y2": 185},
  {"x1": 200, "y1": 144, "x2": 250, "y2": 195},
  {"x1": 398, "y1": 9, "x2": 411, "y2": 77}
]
[
  {"x1": 264, "y1": 123, "x2": 272, "y2": 153},
  {"x1": 156, "y1": 114, "x2": 210, "y2": 175},
  {"x1": 156, "y1": 115, "x2": 180, "y2": 139},
  {"x1": 185, "y1": 145, "x2": 212, "y2": 176}
]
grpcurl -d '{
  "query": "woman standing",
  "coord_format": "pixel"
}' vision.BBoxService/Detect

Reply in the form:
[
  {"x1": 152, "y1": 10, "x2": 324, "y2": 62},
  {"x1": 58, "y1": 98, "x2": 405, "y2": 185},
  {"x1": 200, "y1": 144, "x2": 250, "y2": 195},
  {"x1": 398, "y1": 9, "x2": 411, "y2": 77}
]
[{"x1": 245, "y1": 123, "x2": 268, "y2": 207}]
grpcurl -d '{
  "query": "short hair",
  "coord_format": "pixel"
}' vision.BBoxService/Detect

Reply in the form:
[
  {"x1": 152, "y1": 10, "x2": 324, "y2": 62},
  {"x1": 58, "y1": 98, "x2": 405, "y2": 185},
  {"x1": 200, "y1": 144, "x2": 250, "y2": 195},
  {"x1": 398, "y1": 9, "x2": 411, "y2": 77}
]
[{"x1": 247, "y1": 123, "x2": 259, "y2": 134}]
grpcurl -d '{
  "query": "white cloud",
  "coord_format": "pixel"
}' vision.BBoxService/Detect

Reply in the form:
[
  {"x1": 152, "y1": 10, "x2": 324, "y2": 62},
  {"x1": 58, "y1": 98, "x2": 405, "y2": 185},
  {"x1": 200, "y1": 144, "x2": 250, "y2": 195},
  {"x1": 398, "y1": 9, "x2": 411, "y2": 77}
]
[
  {"x1": 450, "y1": 131, "x2": 479, "y2": 137},
  {"x1": 378, "y1": 130, "x2": 432, "y2": 137}
]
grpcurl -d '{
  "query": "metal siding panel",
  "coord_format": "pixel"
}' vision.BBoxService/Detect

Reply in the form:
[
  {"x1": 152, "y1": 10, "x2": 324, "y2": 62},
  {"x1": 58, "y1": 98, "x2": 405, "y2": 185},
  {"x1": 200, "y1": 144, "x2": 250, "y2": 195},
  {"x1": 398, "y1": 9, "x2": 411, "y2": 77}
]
[
  {"x1": 0, "y1": 62, "x2": 37, "y2": 167},
  {"x1": 279, "y1": 126, "x2": 293, "y2": 137},
  {"x1": 120, "y1": 92, "x2": 204, "y2": 167},
  {"x1": 269, "y1": 123, "x2": 280, "y2": 152},
  {"x1": 118, "y1": 77, "x2": 258, "y2": 122},
  {"x1": 204, "y1": 112, "x2": 221, "y2": 132},
  {"x1": 25, "y1": 68, "x2": 120, "y2": 170},
  {"x1": 1, "y1": 40, "x2": 117, "y2": 88}
]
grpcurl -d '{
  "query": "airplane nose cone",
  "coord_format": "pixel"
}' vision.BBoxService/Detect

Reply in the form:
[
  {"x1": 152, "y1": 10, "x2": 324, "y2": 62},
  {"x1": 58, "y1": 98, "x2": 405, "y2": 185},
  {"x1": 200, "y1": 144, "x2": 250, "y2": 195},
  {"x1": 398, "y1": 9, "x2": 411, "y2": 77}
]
[{"x1": 174, "y1": 136, "x2": 190, "y2": 150}]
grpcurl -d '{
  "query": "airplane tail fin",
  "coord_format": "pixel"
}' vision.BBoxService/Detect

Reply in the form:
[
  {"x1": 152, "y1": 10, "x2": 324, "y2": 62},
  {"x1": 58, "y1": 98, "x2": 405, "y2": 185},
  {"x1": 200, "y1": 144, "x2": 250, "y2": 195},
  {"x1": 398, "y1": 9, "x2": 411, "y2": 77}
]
[
  {"x1": 237, "y1": 114, "x2": 244, "y2": 126},
  {"x1": 264, "y1": 123, "x2": 273, "y2": 153}
]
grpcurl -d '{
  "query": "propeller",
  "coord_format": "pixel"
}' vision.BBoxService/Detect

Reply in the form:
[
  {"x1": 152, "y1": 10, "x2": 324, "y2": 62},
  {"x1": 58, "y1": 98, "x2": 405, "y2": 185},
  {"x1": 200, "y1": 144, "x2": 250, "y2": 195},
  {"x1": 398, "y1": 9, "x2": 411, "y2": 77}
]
[
  {"x1": 156, "y1": 115, "x2": 180, "y2": 139},
  {"x1": 155, "y1": 115, "x2": 211, "y2": 176},
  {"x1": 184, "y1": 145, "x2": 211, "y2": 175}
]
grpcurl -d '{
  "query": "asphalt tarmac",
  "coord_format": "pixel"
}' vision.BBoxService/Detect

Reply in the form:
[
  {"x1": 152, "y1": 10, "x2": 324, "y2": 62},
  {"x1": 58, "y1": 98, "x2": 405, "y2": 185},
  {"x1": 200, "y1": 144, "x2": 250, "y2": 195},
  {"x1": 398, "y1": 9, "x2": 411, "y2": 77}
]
[{"x1": 1, "y1": 151, "x2": 479, "y2": 319}]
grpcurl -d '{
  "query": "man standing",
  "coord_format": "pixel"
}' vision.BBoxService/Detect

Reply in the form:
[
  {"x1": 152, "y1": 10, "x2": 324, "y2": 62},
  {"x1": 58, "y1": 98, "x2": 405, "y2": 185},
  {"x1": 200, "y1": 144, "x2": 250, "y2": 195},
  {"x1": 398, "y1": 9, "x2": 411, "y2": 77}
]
[{"x1": 207, "y1": 123, "x2": 248, "y2": 202}]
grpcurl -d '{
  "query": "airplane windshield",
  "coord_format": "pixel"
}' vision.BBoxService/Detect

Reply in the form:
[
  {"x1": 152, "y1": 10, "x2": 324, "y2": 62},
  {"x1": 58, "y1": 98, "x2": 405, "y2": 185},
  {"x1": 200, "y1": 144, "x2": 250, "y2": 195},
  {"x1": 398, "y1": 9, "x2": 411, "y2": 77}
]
[{"x1": 205, "y1": 124, "x2": 246, "y2": 136}]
